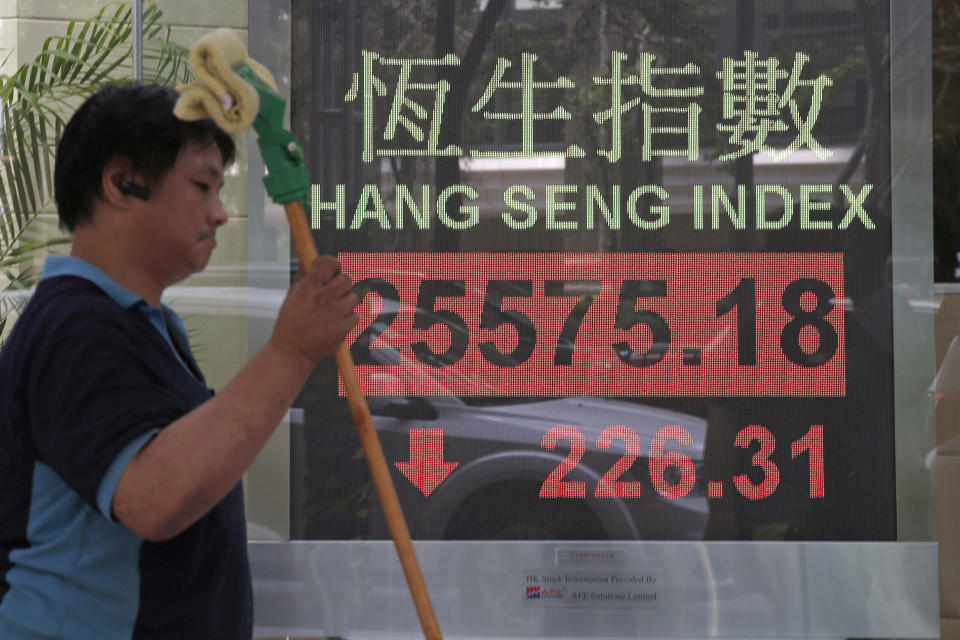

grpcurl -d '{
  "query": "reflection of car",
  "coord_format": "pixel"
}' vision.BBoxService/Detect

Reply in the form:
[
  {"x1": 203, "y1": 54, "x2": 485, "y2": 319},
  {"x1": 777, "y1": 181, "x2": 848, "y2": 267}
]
[
  {"x1": 358, "y1": 339, "x2": 709, "y2": 540},
  {"x1": 344, "y1": 282, "x2": 710, "y2": 540},
  {"x1": 368, "y1": 393, "x2": 709, "y2": 540}
]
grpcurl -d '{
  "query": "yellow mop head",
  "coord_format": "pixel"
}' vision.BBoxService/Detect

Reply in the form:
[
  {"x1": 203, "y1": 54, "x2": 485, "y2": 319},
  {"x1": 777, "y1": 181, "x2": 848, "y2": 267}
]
[{"x1": 174, "y1": 28, "x2": 278, "y2": 133}]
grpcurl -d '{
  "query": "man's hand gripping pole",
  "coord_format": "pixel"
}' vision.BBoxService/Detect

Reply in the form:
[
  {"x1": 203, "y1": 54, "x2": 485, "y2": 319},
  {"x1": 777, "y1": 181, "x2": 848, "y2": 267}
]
[{"x1": 174, "y1": 29, "x2": 444, "y2": 640}]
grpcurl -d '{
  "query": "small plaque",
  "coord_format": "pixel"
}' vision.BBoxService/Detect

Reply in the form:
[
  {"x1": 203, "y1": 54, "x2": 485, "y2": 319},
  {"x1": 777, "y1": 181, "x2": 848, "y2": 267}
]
[{"x1": 523, "y1": 567, "x2": 662, "y2": 608}]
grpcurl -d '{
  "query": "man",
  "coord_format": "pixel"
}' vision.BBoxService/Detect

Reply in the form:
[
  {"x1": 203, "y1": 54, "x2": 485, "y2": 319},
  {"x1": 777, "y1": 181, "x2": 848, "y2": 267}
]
[{"x1": 0, "y1": 83, "x2": 359, "y2": 638}]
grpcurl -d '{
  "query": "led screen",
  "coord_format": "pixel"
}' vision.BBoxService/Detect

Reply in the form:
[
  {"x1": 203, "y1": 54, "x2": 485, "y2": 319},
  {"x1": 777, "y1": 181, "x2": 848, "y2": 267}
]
[{"x1": 291, "y1": 0, "x2": 894, "y2": 543}]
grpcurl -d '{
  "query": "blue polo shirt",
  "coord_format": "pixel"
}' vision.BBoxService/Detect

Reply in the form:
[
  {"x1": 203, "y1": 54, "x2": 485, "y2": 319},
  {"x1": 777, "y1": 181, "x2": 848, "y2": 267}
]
[{"x1": 0, "y1": 257, "x2": 251, "y2": 639}]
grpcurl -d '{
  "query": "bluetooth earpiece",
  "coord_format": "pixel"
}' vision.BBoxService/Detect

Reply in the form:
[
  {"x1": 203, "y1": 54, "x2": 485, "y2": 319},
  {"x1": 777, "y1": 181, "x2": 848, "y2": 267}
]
[{"x1": 117, "y1": 178, "x2": 150, "y2": 201}]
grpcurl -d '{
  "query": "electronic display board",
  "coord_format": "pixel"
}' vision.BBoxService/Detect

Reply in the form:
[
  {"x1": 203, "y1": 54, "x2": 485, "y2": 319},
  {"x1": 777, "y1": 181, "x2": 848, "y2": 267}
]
[
  {"x1": 246, "y1": 0, "x2": 938, "y2": 637},
  {"x1": 294, "y1": 0, "x2": 895, "y2": 544}
]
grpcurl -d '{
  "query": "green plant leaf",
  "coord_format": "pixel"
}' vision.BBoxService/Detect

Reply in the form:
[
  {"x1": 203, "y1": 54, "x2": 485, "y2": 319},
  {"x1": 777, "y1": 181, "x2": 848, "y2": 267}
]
[{"x1": 0, "y1": 2, "x2": 193, "y2": 335}]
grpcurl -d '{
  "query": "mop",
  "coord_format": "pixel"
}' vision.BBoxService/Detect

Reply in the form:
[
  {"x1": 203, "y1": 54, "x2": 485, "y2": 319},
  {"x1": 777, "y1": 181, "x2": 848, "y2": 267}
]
[{"x1": 174, "y1": 28, "x2": 444, "y2": 640}]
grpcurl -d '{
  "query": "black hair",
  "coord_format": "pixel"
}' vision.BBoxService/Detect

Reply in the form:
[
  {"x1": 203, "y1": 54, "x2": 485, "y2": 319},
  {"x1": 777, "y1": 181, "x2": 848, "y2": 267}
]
[{"x1": 54, "y1": 82, "x2": 236, "y2": 231}]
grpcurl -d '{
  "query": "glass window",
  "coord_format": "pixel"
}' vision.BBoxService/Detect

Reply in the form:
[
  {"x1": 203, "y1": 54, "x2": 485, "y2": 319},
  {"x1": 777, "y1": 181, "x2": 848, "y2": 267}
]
[{"x1": 248, "y1": 0, "x2": 937, "y2": 637}]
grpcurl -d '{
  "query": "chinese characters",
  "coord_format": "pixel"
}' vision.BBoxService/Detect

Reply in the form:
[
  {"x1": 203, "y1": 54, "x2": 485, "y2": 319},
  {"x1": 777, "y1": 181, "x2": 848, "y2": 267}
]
[{"x1": 344, "y1": 50, "x2": 833, "y2": 163}]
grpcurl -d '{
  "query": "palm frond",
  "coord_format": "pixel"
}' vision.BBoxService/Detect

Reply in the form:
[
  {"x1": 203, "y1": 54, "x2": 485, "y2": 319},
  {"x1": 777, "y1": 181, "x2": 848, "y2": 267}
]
[
  {"x1": 0, "y1": 2, "x2": 195, "y2": 341},
  {"x1": 0, "y1": 102, "x2": 57, "y2": 266}
]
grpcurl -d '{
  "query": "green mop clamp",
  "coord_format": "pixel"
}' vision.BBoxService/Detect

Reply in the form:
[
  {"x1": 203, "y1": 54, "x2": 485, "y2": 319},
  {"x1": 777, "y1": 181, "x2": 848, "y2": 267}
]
[
  {"x1": 172, "y1": 28, "x2": 308, "y2": 205},
  {"x1": 234, "y1": 65, "x2": 308, "y2": 205}
]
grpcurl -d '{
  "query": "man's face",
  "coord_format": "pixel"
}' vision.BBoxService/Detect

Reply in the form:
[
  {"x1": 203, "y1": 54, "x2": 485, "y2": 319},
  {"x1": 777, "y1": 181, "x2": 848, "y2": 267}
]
[{"x1": 133, "y1": 139, "x2": 228, "y2": 285}]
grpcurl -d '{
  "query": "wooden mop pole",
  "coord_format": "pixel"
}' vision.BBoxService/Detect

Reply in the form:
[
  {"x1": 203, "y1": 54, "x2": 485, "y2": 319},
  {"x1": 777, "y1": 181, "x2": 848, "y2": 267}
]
[{"x1": 284, "y1": 199, "x2": 444, "y2": 640}]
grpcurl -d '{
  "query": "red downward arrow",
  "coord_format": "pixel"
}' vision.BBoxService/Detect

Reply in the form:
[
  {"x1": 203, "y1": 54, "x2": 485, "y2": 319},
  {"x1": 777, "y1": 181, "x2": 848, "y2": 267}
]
[{"x1": 394, "y1": 428, "x2": 459, "y2": 497}]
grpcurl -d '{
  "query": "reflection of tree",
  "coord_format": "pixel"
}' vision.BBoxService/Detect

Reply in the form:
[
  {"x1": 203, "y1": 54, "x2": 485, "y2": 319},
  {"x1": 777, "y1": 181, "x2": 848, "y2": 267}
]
[
  {"x1": 434, "y1": 0, "x2": 509, "y2": 250},
  {"x1": 559, "y1": 1, "x2": 721, "y2": 252},
  {"x1": 360, "y1": 1, "x2": 726, "y2": 252},
  {"x1": 444, "y1": 0, "x2": 723, "y2": 252},
  {"x1": 854, "y1": 0, "x2": 890, "y2": 215}
]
